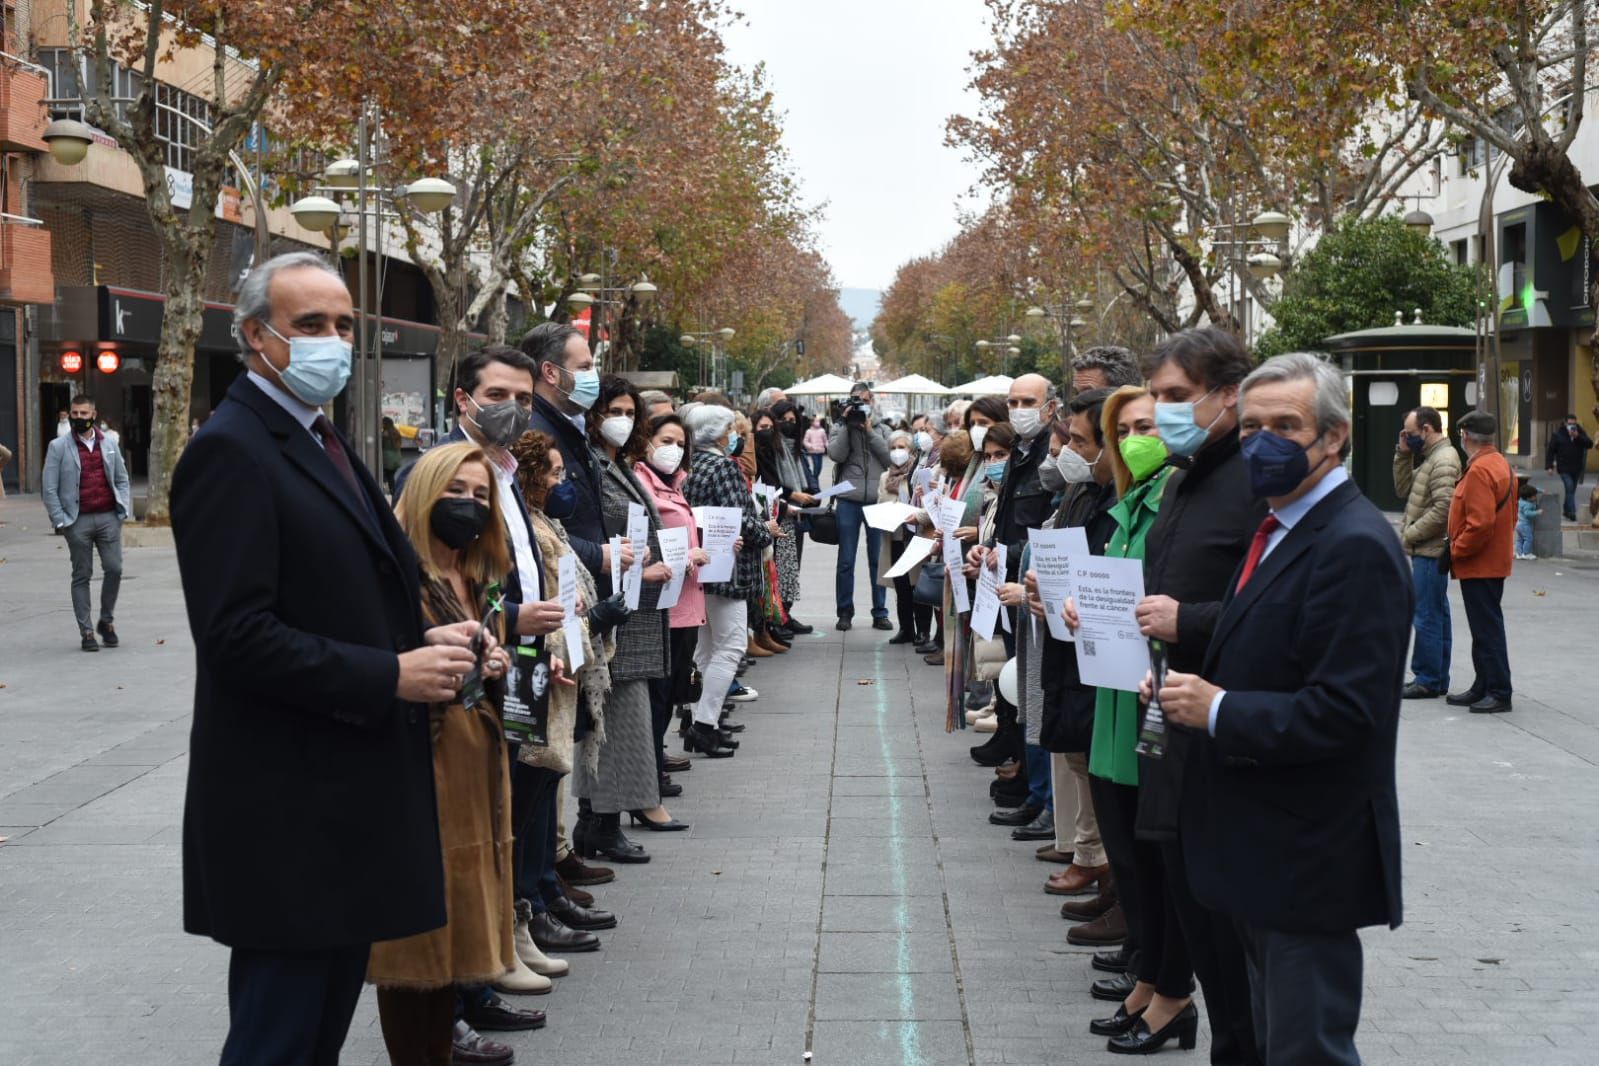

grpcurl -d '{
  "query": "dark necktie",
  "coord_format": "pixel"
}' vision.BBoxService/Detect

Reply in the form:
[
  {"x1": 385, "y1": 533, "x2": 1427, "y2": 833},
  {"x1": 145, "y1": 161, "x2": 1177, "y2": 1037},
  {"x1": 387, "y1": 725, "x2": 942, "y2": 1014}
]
[
  {"x1": 1235, "y1": 513, "x2": 1282, "y2": 593},
  {"x1": 312, "y1": 414, "x2": 366, "y2": 506}
]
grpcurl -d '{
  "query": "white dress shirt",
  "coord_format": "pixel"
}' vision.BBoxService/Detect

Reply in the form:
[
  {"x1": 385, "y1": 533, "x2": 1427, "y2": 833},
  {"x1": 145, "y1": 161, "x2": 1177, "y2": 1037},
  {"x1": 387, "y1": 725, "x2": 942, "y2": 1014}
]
[{"x1": 247, "y1": 370, "x2": 323, "y2": 446}]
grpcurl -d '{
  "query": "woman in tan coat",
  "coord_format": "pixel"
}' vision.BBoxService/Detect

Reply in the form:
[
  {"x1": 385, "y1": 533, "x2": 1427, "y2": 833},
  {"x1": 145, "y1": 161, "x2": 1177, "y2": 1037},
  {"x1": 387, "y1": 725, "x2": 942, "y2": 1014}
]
[{"x1": 368, "y1": 442, "x2": 517, "y2": 1065}]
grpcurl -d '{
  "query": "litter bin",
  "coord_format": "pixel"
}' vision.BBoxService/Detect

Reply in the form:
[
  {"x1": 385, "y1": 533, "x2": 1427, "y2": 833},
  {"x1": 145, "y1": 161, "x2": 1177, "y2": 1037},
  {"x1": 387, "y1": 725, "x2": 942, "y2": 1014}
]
[{"x1": 1529, "y1": 473, "x2": 1564, "y2": 558}]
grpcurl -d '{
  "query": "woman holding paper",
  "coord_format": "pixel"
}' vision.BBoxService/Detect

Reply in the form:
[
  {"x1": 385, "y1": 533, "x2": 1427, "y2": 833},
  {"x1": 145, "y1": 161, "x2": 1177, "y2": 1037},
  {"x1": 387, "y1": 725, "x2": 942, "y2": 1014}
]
[
  {"x1": 573, "y1": 377, "x2": 678, "y2": 859},
  {"x1": 1072, "y1": 385, "x2": 1198, "y2": 1055},
  {"x1": 633, "y1": 413, "x2": 713, "y2": 807},
  {"x1": 881, "y1": 428, "x2": 934, "y2": 647},
  {"x1": 682, "y1": 403, "x2": 774, "y2": 758},
  {"x1": 752, "y1": 407, "x2": 812, "y2": 641}
]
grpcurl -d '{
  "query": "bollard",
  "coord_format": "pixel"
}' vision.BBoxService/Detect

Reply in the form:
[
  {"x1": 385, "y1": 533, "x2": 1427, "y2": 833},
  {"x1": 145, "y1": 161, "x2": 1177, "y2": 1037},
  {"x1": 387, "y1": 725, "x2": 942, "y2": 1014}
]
[{"x1": 1528, "y1": 473, "x2": 1564, "y2": 558}]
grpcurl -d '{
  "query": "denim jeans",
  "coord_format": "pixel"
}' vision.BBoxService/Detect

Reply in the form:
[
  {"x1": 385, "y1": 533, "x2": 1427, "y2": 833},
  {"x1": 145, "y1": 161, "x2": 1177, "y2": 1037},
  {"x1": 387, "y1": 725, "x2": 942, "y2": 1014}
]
[
  {"x1": 805, "y1": 452, "x2": 824, "y2": 490},
  {"x1": 1408, "y1": 554, "x2": 1451, "y2": 692},
  {"x1": 833, "y1": 498, "x2": 887, "y2": 619},
  {"x1": 1559, "y1": 472, "x2": 1578, "y2": 518},
  {"x1": 1024, "y1": 742, "x2": 1053, "y2": 810},
  {"x1": 1515, "y1": 521, "x2": 1534, "y2": 556},
  {"x1": 1460, "y1": 577, "x2": 1512, "y2": 700},
  {"x1": 510, "y1": 761, "x2": 563, "y2": 913}
]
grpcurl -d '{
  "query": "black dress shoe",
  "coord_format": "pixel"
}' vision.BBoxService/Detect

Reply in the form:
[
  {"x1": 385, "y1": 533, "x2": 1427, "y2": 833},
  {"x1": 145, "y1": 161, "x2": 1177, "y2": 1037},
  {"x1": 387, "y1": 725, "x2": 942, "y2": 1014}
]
[
  {"x1": 1445, "y1": 688, "x2": 1484, "y2": 706},
  {"x1": 888, "y1": 629, "x2": 917, "y2": 645},
  {"x1": 452, "y1": 1020, "x2": 515, "y2": 1064},
  {"x1": 1092, "y1": 946, "x2": 1135, "y2": 973},
  {"x1": 549, "y1": 895, "x2": 618, "y2": 930},
  {"x1": 529, "y1": 910, "x2": 601, "y2": 952},
  {"x1": 786, "y1": 617, "x2": 814, "y2": 635},
  {"x1": 989, "y1": 804, "x2": 1043, "y2": 827},
  {"x1": 1011, "y1": 809, "x2": 1055, "y2": 841},
  {"x1": 629, "y1": 809, "x2": 690, "y2": 831},
  {"x1": 836, "y1": 615, "x2": 853, "y2": 631},
  {"x1": 971, "y1": 743, "x2": 1009, "y2": 768},
  {"x1": 1091, "y1": 970, "x2": 1138, "y2": 1002},
  {"x1": 1089, "y1": 1003, "x2": 1147, "y2": 1037},
  {"x1": 1402, "y1": 682, "x2": 1441, "y2": 699},
  {"x1": 684, "y1": 722, "x2": 736, "y2": 758},
  {"x1": 80, "y1": 630, "x2": 99, "y2": 652},
  {"x1": 659, "y1": 778, "x2": 684, "y2": 799},
  {"x1": 1469, "y1": 696, "x2": 1513, "y2": 714},
  {"x1": 463, "y1": 991, "x2": 547, "y2": 1031},
  {"x1": 95, "y1": 620, "x2": 119, "y2": 647},
  {"x1": 1107, "y1": 1002, "x2": 1199, "y2": 1054},
  {"x1": 914, "y1": 638, "x2": 940, "y2": 654},
  {"x1": 872, "y1": 617, "x2": 893, "y2": 631}
]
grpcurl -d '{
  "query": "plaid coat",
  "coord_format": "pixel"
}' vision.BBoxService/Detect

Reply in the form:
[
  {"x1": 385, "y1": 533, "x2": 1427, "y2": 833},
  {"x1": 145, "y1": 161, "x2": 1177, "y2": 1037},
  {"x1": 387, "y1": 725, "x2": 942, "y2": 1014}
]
[
  {"x1": 598, "y1": 455, "x2": 670, "y2": 682},
  {"x1": 683, "y1": 447, "x2": 772, "y2": 599}
]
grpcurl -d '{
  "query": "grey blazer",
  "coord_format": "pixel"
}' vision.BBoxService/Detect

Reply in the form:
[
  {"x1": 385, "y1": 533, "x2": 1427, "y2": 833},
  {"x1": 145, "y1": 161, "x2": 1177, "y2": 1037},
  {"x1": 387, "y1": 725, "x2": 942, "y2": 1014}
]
[
  {"x1": 598, "y1": 455, "x2": 670, "y2": 682},
  {"x1": 43, "y1": 432, "x2": 133, "y2": 528}
]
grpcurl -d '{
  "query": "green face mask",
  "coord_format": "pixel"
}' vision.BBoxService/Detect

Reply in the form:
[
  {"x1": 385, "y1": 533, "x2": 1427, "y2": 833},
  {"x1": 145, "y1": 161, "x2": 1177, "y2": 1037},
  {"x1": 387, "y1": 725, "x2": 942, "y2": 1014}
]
[{"x1": 1119, "y1": 434, "x2": 1169, "y2": 482}]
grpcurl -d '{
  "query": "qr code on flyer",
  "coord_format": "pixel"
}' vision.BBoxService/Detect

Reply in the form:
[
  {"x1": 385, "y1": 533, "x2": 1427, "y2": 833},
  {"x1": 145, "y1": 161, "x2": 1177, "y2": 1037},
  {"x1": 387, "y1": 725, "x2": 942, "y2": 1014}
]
[{"x1": 1081, "y1": 638, "x2": 1097, "y2": 656}]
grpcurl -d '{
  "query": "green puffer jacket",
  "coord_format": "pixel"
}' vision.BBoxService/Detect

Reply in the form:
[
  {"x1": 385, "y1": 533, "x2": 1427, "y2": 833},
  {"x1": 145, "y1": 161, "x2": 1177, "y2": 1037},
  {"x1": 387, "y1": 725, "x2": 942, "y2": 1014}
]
[{"x1": 1393, "y1": 437, "x2": 1461, "y2": 559}]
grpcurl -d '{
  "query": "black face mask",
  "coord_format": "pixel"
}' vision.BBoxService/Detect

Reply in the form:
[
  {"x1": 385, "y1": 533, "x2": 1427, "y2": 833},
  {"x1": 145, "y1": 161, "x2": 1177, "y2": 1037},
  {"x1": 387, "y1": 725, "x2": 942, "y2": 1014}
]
[
  {"x1": 755, "y1": 427, "x2": 777, "y2": 449},
  {"x1": 430, "y1": 497, "x2": 490, "y2": 550},
  {"x1": 777, "y1": 420, "x2": 800, "y2": 439},
  {"x1": 70, "y1": 417, "x2": 95, "y2": 435}
]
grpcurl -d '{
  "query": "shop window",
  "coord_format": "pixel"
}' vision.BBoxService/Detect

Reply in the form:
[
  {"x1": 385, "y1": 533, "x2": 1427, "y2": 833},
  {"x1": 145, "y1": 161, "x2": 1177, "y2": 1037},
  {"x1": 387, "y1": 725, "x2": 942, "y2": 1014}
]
[
  {"x1": 1503, "y1": 222, "x2": 1529, "y2": 303},
  {"x1": 1420, "y1": 383, "x2": 1450, "y2": 428}
]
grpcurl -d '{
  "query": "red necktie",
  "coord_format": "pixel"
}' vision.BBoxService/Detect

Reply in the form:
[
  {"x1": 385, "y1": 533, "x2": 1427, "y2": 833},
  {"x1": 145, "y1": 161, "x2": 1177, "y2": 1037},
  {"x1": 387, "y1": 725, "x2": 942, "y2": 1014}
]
[
  {"x1": 1235, "y1": 513, "x2": 1282, "y2": 593},
  {"x1": 312, "y1": 414, "x2": 366, "y2": 504}
]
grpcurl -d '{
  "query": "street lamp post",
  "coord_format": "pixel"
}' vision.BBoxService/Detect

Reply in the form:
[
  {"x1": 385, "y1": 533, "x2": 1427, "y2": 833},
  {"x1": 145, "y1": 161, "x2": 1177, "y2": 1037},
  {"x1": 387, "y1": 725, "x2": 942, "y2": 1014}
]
[
  {"x1": 680, "y1": 328, "x2": 736, "y2": 392},
  {"x1": 289, "y1": 105, "x2": 456, "y2": 473},
  {"x1": 1025, "y1": 297, "x2": 1094, "y2": 384},
  {"x1": 566, "y1": 254, "x2": 658, "y2": 372},
  {"x1": 974, "y1": 333, "x2": 1023, "y2": 378}
]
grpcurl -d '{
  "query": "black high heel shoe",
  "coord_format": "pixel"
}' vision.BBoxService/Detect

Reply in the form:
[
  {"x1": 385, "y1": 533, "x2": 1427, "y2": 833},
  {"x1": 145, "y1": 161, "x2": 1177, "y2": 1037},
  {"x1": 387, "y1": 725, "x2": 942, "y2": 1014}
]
[
  {"x1": 578, "y1": 813, "x2": 650, "y2": 863},
  {"x1": 1089, "y1": 1003, "x2": 1147, "y2": 1037},
  {"x1": 629, "y1": 809, "x2": 691, "y2": 831},
  {"x1": 684, "y1": 722, "x2": 735, "y2": 758},
  {"x1": 1106, "y1": 1002, "x2": 1198, "y2": 1055}
]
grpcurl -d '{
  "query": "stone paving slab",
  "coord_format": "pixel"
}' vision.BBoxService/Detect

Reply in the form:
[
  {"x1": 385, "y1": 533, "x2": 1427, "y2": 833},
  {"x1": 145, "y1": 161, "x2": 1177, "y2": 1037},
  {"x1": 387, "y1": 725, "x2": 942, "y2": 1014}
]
[{"x1": 4, "y1": 492, "x2": 1599, "y2": 1064}]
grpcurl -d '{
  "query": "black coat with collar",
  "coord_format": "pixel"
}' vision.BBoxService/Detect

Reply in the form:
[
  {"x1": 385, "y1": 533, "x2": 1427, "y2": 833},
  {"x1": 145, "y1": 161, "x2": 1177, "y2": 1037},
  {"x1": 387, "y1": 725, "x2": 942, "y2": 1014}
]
[
  {"x1": 170, "y1": 376, "x2": 444, "y2": 951},
  {"x1": 1038, "y1": 478, "x2": 1119, "y2": 753},
  {"x1": 1180, "y1": 478, "x2": 1410, "y2": 936},
  {"x1": 989, "y1": 434, "x2": 1053, "y2": 580},
  {"x1": 528, "y1": 393, "x2": 607, "y2": 578}
]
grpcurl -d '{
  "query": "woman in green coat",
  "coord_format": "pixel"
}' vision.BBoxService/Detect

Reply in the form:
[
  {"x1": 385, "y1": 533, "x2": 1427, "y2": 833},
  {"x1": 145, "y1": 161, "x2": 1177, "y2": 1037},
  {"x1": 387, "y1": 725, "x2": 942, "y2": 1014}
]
[{"x1": 1079, "y1": 385, "x2": 1197, "y2": 1054}]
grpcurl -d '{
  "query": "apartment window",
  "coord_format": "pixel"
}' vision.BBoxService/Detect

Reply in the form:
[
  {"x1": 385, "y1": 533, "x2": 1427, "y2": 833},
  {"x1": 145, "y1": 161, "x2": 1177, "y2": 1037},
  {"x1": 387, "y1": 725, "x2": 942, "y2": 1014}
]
[
  {"x1": 1503, "y1": 221, "x2": 1529, "y2": 305},
  {"x1": 1458, "y1": 136, "x2": 1484, "y2": 175},
  {"x1": 1451, "y1": 238, "x2": 1469, "y2": 266}
]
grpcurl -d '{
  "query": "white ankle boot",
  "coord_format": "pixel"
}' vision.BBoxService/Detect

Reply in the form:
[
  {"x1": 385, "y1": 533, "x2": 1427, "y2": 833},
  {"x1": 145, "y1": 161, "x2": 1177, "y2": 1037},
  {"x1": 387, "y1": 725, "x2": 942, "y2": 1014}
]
[{"x1": 514, "y1": 900, "x2": 569, "y2": 977}]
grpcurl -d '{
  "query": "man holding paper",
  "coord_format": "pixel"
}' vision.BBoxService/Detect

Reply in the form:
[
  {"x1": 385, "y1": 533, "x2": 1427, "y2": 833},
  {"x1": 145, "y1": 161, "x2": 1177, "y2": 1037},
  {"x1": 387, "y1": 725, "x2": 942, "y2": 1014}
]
[
  {"x1": 825, "y1": 382, "x2": 893, "y2": 630},
  {"x1": 1156, "y1": 353, "x2": 1408, "y2": 1066}
]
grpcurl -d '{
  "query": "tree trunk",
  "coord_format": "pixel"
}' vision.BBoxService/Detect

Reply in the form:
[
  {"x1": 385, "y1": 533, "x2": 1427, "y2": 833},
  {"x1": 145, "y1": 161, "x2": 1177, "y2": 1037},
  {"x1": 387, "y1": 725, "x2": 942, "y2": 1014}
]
[
  {"x1": 485, "y1": 286, "x2": 510, "y2": 345},
  {"x1": 143, "y1": 228, "x2": 211, "y2": 525}
]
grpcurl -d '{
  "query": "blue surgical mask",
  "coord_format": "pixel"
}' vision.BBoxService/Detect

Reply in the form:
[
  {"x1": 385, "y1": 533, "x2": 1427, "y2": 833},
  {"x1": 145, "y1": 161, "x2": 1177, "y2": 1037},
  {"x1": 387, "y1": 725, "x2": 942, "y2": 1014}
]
[
  {"x1": 1154, "y1": 389, "x2": 1221, "y2": 457},
  {"x1": 544, "y1": 479, "x2": 579, "y2": 520},
  {"x1": 1241, "y1": 430, "x2": 1323, "y2": 498},
  {"x1": 914, "y1": 431, "x2": 934, "y2": 453},
  {"x1": 985, "y1": 459, "x2": 1008, "y2": 483},
  {"x1": 726, "y1": 431, "x2": 741, "y2": 455},
  {"x1": 560, "y1": 367, "x2": 601, "y2": 411},
  {"x1": 262, "y1": 322, "x2": 351, "y2": 406}
]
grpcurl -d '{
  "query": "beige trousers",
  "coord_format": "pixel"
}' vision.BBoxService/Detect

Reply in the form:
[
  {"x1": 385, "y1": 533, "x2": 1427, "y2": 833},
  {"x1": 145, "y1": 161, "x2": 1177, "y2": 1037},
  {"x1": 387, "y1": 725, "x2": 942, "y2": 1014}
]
[{"x1": 1050, "y1": 752, "x2": 1105, "y2": 866}]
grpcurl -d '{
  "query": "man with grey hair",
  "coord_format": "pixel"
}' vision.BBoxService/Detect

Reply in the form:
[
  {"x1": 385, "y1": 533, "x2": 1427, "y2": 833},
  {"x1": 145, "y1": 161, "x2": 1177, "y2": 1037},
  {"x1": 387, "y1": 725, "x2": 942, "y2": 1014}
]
[
  {"x1": 755, "y1": 385, "x2": 787, "y2": 410},
  {"x1": 1155, "y1": 351, "x2": 1408, "y2": 1066},
  {"x1": 1072, "y1": 345, "x2": 1142, "y2": 392},
  {"x1": 639, "y1": 389, "x2": 674, "y2": 419},
  {"x1": 171, "y1": 251, "x2": 478, "y2": 1064}
]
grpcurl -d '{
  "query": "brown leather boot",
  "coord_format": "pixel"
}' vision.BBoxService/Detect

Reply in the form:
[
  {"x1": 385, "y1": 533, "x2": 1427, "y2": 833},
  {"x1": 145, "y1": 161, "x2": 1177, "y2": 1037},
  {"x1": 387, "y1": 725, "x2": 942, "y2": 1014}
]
[
  {"x1": 757, "y1": 629, "x2": 789, "y2": 654},
  {"x1": 1065, "y1": 901, "x2": 1127, "y2": 946},
  {"x1": 1046, "y1": 862, "x2": 1109, "y2": 897},
  {"x1": 1060, "y1": 876, "x2": 1118, "y2": 921},
  {"x1": 746, "y1": 637, "x2": 773, "y2": 658}
]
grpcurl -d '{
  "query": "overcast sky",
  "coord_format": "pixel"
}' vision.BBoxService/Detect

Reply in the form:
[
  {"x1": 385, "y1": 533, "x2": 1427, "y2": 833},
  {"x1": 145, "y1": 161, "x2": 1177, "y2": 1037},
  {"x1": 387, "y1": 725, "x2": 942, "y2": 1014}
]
[{"x1": 720, "y1": 0, "x2": 991, "y2": 293}]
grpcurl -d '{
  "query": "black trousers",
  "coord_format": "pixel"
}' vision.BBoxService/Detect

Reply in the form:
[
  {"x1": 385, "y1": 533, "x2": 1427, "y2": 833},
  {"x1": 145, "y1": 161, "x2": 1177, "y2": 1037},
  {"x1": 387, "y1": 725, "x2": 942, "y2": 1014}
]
[
  {"x1": 1235, "y1": 921, "x2": 1364, "y2": 1066},
  {"x1": 887, "y1": 536, "x2": 933, "y2": 637},
  {"x1": 1163, "y1": 840, "x2": 1261, "y2": 1065},
  {"x1": 650, "y1": 626, "x2": 700, "y2": 775},
  {"x1": 1092, "y1": 776, "x2": 1193, "y2": 999},
  {"x1": 220, "y1": 943, "x2": 371, "y2": 1066},
  {"x1": 376, "y1": 985, "x2": 456, "y2": 1066},
  {"x1": 1459, "y1": 577, "x2": 1512, "y2": 700}
]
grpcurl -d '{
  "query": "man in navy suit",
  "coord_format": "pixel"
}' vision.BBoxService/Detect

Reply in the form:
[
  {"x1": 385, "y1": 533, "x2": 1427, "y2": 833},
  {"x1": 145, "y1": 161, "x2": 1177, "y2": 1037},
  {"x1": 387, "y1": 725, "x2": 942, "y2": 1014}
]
[
  {"x1": 171, "y1": 252, "x2": 479, "y2": 1066},
  {"x1": 1153, "y1": 352, "x2": 1409, "y2": 1066}
]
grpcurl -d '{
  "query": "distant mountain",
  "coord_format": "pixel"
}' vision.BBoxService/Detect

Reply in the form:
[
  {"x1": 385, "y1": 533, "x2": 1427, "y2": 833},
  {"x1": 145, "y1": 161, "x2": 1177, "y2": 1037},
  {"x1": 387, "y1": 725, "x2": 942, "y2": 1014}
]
[{"x1": 838, "y1": 288, "x2": 882, "y2": 331}]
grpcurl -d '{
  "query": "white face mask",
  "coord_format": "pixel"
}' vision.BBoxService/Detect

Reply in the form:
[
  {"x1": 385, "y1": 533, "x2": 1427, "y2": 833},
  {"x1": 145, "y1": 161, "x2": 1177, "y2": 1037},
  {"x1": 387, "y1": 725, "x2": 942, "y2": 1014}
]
[
  {"x1": 1010, "y1": 406, "x2": 1046, "y2": 440},
  {"x1": 600, "y1": 415, "x2": 634, "y2": 448},
  {"x1": 649, "y1": 442, "x2": 684, "y2": 475},
  {"x1": 890, "y1": 447, "x2": 911, "y2": 467},
  {"x1": 1057, "y1": 445, "x2": 1099, "y2": 484},
  {"x1": 969, "y1": 425, "x2": 989, "y2": 451}
]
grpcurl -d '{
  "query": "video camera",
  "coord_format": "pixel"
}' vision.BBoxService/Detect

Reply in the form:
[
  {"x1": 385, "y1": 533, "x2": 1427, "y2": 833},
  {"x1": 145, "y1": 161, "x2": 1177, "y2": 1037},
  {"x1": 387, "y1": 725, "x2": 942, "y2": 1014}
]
[{"x1": 842, "y1": 396, "x2": 872, "y2": 424}]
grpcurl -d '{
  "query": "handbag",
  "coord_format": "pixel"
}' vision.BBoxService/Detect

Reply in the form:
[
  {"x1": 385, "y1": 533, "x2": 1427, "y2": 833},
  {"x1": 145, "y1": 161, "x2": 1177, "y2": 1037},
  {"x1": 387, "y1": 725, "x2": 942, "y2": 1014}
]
[
  {"x1": 913, "y1": 554, "x2": 946, "y2": 606},
  {"x1": 808, "y1": 504, "x2": 839, "y2": 545}
]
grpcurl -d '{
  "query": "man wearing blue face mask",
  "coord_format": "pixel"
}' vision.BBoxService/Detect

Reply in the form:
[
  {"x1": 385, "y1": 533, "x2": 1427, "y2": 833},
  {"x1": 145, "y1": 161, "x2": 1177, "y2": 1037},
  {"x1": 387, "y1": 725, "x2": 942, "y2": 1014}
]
[
  {"x1": 1391, "y1": 406, "x2": 1459, "y2": 700},
  {"x1": 172, "y1": 253, "x2": 487, "y2": 1065},
  {"x1": 1133, "y1": 326, "x2": 1268, "y2": 1066}
]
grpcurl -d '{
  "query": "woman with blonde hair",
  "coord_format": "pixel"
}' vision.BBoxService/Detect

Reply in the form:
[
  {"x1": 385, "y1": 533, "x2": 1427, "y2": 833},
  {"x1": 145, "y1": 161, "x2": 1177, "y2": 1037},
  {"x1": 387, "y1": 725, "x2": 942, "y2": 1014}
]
[{"x1": 368, "y1": 441, "x2": 520, "y2": 1065}]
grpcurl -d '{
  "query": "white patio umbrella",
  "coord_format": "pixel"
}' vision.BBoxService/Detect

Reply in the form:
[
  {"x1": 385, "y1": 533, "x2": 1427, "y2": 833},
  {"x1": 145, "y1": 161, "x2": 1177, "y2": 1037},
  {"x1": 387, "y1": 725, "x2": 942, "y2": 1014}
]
[
  {"x1": 950, "y1": 374, "x2": 1014, "y2": 396},
  {"x1": 784, "y1": 372, "x2": 859, "y2": 396},
  {"x1": 874, "y1": 373, "x2": 951, "y2": 396}
]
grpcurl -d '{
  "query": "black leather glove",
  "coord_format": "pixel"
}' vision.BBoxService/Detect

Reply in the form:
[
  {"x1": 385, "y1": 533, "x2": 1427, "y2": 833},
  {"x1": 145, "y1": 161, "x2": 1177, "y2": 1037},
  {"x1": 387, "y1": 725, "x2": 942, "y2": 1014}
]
[{"x1": 586, "y1": 592, "x2": 632, "y2": 637}]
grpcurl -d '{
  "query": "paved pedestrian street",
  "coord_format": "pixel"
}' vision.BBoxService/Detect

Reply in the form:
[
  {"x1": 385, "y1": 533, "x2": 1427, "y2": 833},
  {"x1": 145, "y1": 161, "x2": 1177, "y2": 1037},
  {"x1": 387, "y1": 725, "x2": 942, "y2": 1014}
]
[{"x1": 2, "y1": 492, "x2": 1597, "y2": 1065}]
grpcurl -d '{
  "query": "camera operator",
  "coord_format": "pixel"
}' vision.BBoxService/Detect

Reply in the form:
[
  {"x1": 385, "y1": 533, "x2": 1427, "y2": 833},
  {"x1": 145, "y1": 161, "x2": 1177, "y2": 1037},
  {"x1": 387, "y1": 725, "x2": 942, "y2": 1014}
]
[{"x1": 825, "y1": 383, "x2": 893, "y2": 630}]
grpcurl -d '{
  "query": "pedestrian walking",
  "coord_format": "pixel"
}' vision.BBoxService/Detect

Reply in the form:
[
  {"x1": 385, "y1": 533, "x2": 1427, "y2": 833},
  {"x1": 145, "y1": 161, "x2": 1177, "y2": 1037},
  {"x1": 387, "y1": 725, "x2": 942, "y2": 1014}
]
[
  {"x1": 1515, "y1": 482, "x2": 1541, "y2": 559},
  {"x1": 825, "y1": 382, "x2": 892, "y2": 630},
  {"x1": 42, "y1": 393, "x2": 131, "y2": 651},
  {"x1": 381, "y1": 415, "x2": 403, "y2": 497},
  {"x1": 169, "y1": 252, "x2": 474, "y2": 1066},
  {"x1": 1159, "y1": 352, "x2": 1409, "y2": 1066},
  {"x1": 1446, "y1": 410, "x2": 1518, "y2": 714},
  {"x1": 1393, "y1": 405, "x2": 1460, "y2": 700},
  {"x1": 1544, "y1": 413, "x2": 1592, "y2": 521},
  {"x1": 369, "y1": 442, "x2": 521, "y2": 1066},
  {"x1": 802, "y1": 415, "x2": 828, "y2": 489}
]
